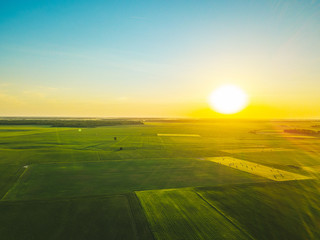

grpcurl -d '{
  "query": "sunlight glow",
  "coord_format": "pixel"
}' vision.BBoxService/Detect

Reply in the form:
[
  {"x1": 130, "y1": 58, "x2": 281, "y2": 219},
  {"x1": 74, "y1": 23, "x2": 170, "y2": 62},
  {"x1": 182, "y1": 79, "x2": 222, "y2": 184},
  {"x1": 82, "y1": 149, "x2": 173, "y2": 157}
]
[{"x1": 209, "y1": 84, "x2": 248, "y2": 114}]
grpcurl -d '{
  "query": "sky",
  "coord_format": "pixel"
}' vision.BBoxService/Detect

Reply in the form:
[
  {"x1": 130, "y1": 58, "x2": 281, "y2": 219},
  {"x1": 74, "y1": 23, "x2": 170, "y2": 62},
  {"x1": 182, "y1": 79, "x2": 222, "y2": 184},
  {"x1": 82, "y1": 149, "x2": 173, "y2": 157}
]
[{"x1": 0, "y1": 0, "x2": 320, "y2": 118}]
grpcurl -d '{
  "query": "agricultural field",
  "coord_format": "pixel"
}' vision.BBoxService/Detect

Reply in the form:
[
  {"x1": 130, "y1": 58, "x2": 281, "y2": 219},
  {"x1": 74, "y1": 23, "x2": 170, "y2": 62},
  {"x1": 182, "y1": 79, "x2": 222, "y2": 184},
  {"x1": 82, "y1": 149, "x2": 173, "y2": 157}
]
[
  {"x1": 136, "y1": 189, "x2": 250, "y2": 240},
  {"x1": 0, "y1": 119, "x2": 320, "y2": 239},
  {"x1": 221, "y1": 147, "x2": 294, "y2": 153},
  {"x1": 205, "y1": 157, "x2": 311, "y2": 181},
  {"x1": 3, "y1": 158, "x2": 263, "y2": 201},
  {"x1": 0, "y1": 164, "x2": 25, "y2": 199},
  {"x1": 0, "y1": 195, "x2": 144, "y2": 240},
  {"x1": 196, "y1": 180, "x2": 320, "y2": 240}
]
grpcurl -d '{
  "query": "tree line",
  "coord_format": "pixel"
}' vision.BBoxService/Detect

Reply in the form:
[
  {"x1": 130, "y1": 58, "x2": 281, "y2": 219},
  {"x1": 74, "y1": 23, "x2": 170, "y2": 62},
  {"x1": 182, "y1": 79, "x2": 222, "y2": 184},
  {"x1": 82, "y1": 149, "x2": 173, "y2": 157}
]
[
  {"x1": 284, "y1": 129, "x2": 320, "y2": 135},
  {"x1": 0, "y1": 119, "x2": 144, "y2": 128}
]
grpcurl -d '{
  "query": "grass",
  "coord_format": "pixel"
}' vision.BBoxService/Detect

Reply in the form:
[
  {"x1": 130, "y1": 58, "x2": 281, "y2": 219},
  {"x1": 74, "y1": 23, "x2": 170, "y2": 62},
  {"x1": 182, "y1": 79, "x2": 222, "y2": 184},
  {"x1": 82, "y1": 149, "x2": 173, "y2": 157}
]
[
  {"x1": 127, "y1": 193, "x2": 155, "y2": 240},
  {"x1": 157, "y1": 133, "x2": 200, "y2": 137},
  {"x1": 228, "y1": 148, "x2": 320, "y2": 171},
  {"x1": 206, "y1": 156, "x2": 311, "y2": 181},
  {"x1": 222, "y1": 148, "x2": 293, "y2": 153},
  {"x1": 0, "y1": 195, "x2": 141, "y2": 240},
  {"x1": 136, "y1": 188, "x2": 250, "y2": 240},
  {"x1": 281, "y1": 134, "x2": 317, "y2": 139},
  {"x1": 197, "y1": 180, "x2": 320, "y2": 240},
  {"x1": 0, "y1": 125, "x2": 70, "y2": 138},
  {"x1": 3, "y1": 158, "x2": 264, "y2": 201},
  {"x1": 302, "y1": 165, "x2": 320, "y2": 175},
  {"x1": 0, "y1": 164, "x2": 25, "y2": 199},
  {"x1": 1, "y1": 120, "x2": 320, "y2": 239}
]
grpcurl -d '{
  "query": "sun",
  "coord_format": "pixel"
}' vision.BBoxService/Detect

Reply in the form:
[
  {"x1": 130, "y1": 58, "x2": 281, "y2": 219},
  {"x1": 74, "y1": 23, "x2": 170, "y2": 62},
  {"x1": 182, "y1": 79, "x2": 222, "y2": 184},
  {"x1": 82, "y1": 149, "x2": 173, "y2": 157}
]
[{"x1": 209, "y1": 84, "x2": 248, "y2": 114}]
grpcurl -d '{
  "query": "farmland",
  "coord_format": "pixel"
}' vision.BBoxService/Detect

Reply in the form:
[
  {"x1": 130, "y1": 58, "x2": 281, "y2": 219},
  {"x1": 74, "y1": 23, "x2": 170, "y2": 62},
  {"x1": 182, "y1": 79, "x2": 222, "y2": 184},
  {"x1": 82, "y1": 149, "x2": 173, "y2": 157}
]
[
  {"x1": 0, "y1": 119, "x2": 320, "y2": 239},
  {"x1": 0, "y1": 195, "x2": 142, "y2": 240},
  {"x1": 196, "y1": 180, "x2": 320, "y2": 240},
  {"x1": 3, "y1": 158, "x2": 263, "y2": 201},
  {"x1": 205, "y1": 156, "x2": 312, "y2": 181},
  {"x1": 136, "y1": 189, "x2": 250, "y2": 240}
]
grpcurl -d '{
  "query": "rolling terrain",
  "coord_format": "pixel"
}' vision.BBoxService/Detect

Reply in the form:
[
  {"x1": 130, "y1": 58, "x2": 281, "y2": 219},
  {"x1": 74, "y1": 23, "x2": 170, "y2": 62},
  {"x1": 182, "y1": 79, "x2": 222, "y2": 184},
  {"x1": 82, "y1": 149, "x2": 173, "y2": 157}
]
[{"x1": 0, "y1": 120, "x2": 319, "y2": 239}]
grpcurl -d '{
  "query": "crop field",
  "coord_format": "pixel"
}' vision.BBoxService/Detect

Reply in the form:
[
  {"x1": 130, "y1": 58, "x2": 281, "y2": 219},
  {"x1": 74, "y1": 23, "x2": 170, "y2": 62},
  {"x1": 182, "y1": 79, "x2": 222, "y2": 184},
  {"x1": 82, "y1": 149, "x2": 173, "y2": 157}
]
[
  {"x1": 302, "y1": 165, "x2": 320, "y2": 175},
  {"x1": 205, "y1": 157, "x2": 312, "y2": 181},
  {"x1": 196, "y1": 180, "x2": 320, "y2": 240},
  {"x1": 0, "y1": 125, "x2": 71, "y2": 138},
  {"x1": 0, "y1": 120, "x2": 320, "y2": 239},
  {"x1": 2, "y1": 158, "x2": 263, "y2": 201},
  {"x1": 157, "y1": 133, "x2": 201, "y2": 137},
  {"x1": 136, "y1": 189, "x2": 250, "y2": 240},
  {"x1": 0, "y1": 195, "x2": 143, "y2": 240},
  {"x1": 280, "y1": 135, "x2": 317, "y2": 139},
  {"x1": 221, "y1": 147, "x2": 294, "y2": 153},
  {"x1": 0, "y1": 164, "x2": 25, "y2": 199}
]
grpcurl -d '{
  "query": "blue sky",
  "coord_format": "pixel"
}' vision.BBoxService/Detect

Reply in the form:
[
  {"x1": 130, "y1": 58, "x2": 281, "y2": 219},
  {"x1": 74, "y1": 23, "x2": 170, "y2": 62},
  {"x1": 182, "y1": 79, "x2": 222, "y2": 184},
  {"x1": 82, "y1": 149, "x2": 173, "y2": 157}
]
[{"x1": 0, "y1": 0, "x2": 319, "y2": 117}]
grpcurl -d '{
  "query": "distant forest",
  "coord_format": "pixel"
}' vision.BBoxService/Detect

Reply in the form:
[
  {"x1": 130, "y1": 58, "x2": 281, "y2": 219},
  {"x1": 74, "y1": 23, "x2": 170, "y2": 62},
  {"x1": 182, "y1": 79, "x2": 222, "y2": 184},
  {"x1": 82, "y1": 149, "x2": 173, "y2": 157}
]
[
  {"x1": 0, "y1": 119, "x2": 143, "y2": 128},
  {"x1": 284, "y1": 129, "x2": 320, "y2": 135}
]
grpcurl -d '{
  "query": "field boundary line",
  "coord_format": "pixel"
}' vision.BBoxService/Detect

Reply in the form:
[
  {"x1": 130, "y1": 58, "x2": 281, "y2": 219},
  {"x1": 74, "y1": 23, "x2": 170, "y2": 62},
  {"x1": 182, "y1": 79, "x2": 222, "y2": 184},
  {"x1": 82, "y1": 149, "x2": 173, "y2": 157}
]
[
  {"x1": 133, "y1": 192, "x2": 157, "y2": 240},
  {"x1": 128, "y1": 193, "x2": 156, "y2": 240},
  {"x1": 1, "y1": 165, "x2": 30, "y2": 201},
  {"x1": 79, "y1": 142, "x2": 108, "y2": 150},
  {"x1": 194, "y1": 190, "x2": 256, "y2": 240}
]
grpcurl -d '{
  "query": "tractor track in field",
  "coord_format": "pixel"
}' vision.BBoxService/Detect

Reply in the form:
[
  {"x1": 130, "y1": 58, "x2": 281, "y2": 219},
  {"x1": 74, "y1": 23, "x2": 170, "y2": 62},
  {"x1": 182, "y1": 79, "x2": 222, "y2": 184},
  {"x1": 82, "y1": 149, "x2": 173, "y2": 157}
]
[
  {"x1": 1, "y1": 165, "x2": 31, "y2": 201},
  {"x1": 194, "y1": 190, "x2": 256, "y2": 240}
]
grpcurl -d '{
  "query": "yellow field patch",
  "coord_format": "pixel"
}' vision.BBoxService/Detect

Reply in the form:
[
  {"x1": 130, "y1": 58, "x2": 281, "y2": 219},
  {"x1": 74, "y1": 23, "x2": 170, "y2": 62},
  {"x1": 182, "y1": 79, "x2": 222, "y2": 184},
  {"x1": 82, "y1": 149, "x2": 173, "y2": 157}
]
[
  {"x1": 205, "y1": 157, "x2": 311, "y2": 181},
  {"x1": 256, "y1": 130, "x2": 283, "y2": 134},
  {"x1": 157, "y1": 133, "x2": 200, "y2": 137},
  {"x1": 222, "y1": 148, "x2": 294, "y2": 154},
  {"x1": 302, "y1": 165, "x2": 320, "y2": 174},
  {"x1": 280, "y1": 135, "x2": 317, "y2": 139}
]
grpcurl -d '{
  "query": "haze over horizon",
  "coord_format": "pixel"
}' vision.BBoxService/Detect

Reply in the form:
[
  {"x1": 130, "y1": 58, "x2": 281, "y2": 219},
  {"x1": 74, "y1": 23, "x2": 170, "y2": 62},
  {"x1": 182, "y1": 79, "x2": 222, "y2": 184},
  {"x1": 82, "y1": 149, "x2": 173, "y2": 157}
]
[{"x1": 1, "y1": 0, "x2": 320, "y2": 119}]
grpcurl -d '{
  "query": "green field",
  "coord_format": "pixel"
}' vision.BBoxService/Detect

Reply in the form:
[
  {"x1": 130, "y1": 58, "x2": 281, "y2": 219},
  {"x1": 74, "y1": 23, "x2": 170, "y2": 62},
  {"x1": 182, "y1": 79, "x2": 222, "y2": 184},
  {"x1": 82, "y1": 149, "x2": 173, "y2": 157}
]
[
  {"x1": 136, "y1": 189, "x2": 251, "y2": 240},
  {"x1": 196, "y1": 180, "x2": 320, "y2": 240},
  {"x1": 0, "y1": 120, "x2": 320, "y2": 239},
  {"x1": 3, "y1": 158, "x2": 264, "y2": 201},
  {"x1": 206, "y1": 156, "x2": 311, "y2": 181},
  {"x1": 0, "y1": 164, "x2": 25, "y2": 199},
  {"x1": 0, "y1": 195, "x2": 144, "y2": 240}
]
